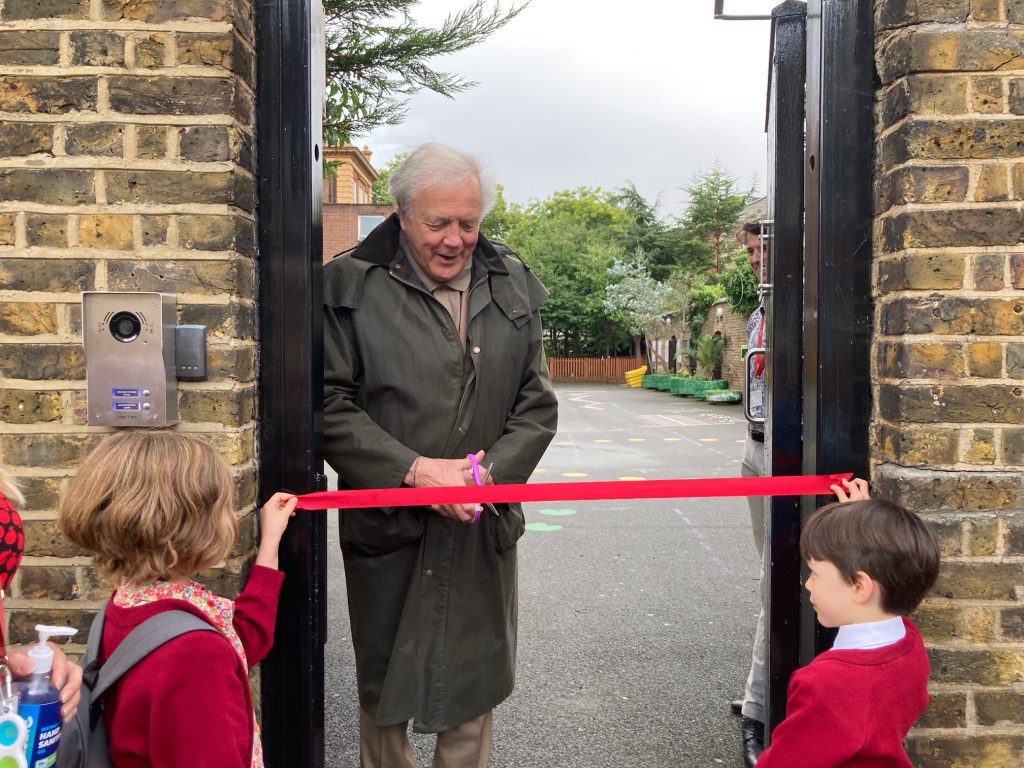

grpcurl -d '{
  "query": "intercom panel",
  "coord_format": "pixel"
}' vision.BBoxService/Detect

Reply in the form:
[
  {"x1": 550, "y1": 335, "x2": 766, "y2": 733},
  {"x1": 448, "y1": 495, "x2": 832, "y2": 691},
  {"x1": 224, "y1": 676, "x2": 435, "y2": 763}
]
[{"x1": 82, "y1": 292, "x2": 178, "y2": 427}]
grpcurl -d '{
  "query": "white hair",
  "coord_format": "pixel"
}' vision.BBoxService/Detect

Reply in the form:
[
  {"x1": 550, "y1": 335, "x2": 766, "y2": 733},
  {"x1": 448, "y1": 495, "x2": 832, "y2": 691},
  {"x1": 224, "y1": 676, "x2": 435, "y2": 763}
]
[{"x1": 388, "y1": 143, "x2": 497, "y2": 218}]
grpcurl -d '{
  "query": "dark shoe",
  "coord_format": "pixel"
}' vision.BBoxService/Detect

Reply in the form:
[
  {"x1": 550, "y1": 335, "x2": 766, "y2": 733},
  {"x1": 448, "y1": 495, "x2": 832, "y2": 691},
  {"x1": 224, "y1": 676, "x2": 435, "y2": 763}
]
[
  {"x1": 730, "y1": 699, "x2": 743, "y2": 716},
  {"x1": 740, "y1": 716, "x2": 764, "y2": 767}
]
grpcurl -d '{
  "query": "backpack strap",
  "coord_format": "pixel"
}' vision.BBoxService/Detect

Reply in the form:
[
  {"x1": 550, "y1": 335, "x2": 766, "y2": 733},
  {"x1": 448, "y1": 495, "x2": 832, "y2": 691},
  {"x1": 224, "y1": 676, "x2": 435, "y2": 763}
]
[{"x1": 84, "y1": 606, "x2": 219, "y2": 722}]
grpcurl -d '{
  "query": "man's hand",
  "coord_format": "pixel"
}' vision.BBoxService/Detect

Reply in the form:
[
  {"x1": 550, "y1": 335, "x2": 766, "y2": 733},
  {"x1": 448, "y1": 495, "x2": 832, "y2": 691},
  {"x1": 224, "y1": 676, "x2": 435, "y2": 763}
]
[
  {"x1": 7, "y1": 643, "x2": 83, "y2": 722},
  {"x1": 413, "y1": 451, "x2": 487, "y2": 523},
  {"x1": 830, "y1": 477, "x2": 870, "y2": 502}
]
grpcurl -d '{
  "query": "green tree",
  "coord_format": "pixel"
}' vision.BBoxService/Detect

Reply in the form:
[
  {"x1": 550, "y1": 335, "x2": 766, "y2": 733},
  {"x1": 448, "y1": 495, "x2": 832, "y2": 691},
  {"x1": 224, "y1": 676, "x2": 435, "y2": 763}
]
[
  {"x1": 501, "y1": 188, "x2": 632, "y2": 356},
  {"x1": 370, "y1": 151, "x2": 407, "y2": 204},
  {"x1": 603, "y1": 252, "x2": 673, "y2": 368},
  {"x1": 683, "y1": 283, "x2": 725, "y2": 339},
  {"x1": 611, "y1": 183, "x2": 687, "y2": 282},
  {"x1": 323, "y1": 1, "x2": 527, "y2": 145},
  {"x1": 677, "y1": 165, "x2": 754, "y2": 275},
  {"x1": 480, "y1": 184, "x2": 522, "y2": 242},
  {"x1": 720, "y1": 256, "x2": 759, "y2": 317}
]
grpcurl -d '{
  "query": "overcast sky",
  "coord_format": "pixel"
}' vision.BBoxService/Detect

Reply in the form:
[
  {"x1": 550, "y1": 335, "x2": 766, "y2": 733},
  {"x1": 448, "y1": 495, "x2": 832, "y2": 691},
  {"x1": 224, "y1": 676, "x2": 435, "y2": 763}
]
[{"x1": 361, "y1": 0, "x2": 776, "y2": 220}]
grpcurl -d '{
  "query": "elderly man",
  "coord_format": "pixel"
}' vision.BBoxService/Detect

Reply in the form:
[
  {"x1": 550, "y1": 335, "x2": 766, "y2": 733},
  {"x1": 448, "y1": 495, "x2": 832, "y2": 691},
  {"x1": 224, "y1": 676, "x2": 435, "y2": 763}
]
[{"x1": 322, "y1": 143, "x2": 558, "y2": 768}]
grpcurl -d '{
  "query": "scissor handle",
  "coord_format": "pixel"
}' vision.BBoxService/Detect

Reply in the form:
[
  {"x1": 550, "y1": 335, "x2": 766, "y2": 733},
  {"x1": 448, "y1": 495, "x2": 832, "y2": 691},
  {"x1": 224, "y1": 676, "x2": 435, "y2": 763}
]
[{"x1": 467, "y1": 453, "x2": 482, "y2": 486}]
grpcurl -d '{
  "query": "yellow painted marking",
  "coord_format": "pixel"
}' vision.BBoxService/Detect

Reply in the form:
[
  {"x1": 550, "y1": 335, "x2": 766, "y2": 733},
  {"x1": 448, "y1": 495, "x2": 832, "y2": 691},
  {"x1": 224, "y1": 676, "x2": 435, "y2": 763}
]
[
  {"x1": 627, "y1": 438, "x2": 646, "y2": 443},
  {"x1": 663, "y1": 437, "x2": 682, "y2": 442},
  {"x1": 737, "y1": 439, "x2": 747, "y2": 443},
  {"x1": 699, "y1": 438, "x2": 719, "y2": 443},
  {"x1": 532, "y1": 468, "x2": 547, "y2": 473},
  {"x1": 562, "y1": 472, "x2": 589, "y2": 478},
  {"x1": 618, "y1": 476, "x2": 646, "y2": 481},
  {"x1": 593, "y1": 439, "x2": 612, "y2": 443},
  {"x1": 554, "y1": 441, "x2": 573, "y2": 446}
]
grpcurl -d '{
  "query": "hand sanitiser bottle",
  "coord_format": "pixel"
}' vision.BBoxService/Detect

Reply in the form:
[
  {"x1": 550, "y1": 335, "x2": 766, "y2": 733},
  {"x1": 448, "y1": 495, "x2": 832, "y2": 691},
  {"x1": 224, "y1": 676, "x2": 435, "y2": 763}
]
[{"x1": 16, "y1": 625, "x2": 76, "y2": 768}]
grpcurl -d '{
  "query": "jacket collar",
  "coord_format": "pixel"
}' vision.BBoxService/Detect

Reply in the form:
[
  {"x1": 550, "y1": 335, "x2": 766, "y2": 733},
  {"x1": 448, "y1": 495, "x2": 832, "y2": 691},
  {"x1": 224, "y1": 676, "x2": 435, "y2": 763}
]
[{"x1": 351, "y1": 212, "x2": 509, "y2": 276}]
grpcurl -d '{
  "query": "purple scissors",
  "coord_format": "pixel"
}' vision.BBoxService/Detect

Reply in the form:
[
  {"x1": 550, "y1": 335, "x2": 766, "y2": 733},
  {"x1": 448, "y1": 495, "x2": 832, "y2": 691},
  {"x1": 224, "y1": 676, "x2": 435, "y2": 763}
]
[{"x1": 467, "y1": 453, "x2": 498, "y2": 522}]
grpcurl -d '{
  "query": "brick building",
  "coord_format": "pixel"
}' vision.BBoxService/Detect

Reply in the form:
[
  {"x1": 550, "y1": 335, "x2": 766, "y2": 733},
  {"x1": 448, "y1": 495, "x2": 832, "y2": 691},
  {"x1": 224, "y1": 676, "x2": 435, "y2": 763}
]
[
  {"x1": 666, "y1": 299, "x2": 749, "y2": 385},
  {"x1": 0, "y1": 1, "x2": 1021, "y2": 765},
  {"x1": 321, "y1": 144, "x2": 392, "y2": 261}
]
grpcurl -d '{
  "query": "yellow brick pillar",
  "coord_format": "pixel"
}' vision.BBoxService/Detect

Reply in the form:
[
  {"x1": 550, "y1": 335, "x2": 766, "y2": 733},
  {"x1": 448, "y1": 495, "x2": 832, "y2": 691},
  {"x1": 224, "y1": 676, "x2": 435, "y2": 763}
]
[
  {"x1": 0, "y1": 0, "x2": 260, "y2": 644},
  {"x1": 875, "y1": 0, "x2": 1024, "y2": 762}
]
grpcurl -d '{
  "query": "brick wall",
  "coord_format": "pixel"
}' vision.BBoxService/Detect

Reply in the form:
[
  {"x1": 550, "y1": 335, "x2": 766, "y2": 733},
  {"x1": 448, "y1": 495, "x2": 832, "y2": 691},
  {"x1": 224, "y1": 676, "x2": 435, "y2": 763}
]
[
  {"x1": 701, "y1": 299, "x2": 748, "y2": 387},
  {"x1": 676, "y1": 300, "x2": 749, "y2": 385},
  {"x1": 323, "y1": 202, "x2": 393, "y2": 261},
  {"x1": 874, "y1": 0, "x2": 1024, "y2": 762},
  {"x1": 0, "y1": 0, "x2": 259, "y2": 647}
]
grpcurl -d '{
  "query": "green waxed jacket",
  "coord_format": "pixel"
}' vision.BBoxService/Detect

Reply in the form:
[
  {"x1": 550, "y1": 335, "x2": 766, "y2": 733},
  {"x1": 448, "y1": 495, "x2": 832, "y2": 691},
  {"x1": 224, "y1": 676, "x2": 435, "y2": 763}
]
[{"x1": 322, "y1": 214, "x2": 558, "y2": 732}]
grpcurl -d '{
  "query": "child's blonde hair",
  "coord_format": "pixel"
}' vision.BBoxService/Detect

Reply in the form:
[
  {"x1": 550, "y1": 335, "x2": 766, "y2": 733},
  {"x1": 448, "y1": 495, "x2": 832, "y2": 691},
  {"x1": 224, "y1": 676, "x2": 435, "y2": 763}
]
[
  {"x1": 60, "y1": 430, "x2": 238, "y2": 583},
  {"x1": 0, "y1": 466, "x2": 24, "y2": 507}
]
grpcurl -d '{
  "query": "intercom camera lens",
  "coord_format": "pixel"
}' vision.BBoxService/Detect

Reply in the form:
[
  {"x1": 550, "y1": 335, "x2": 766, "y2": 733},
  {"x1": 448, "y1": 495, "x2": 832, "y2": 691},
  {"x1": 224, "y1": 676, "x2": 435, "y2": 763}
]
[{"x1": 109, "y1": 311, "x2": 142, "y2": 343}]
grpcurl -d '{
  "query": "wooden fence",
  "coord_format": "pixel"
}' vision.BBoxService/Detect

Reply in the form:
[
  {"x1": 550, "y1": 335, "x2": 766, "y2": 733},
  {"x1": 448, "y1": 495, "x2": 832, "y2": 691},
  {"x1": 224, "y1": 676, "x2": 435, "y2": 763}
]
[{"x1": 546, "y1": 357, "x2": 644, "y2": 383}]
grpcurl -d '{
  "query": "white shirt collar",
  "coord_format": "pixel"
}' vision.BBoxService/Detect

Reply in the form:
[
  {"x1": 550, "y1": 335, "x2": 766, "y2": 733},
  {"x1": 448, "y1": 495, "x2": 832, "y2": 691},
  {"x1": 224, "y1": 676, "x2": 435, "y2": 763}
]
[{"x1": 831, "y1": 616, "x2": 906, "y2": 651}]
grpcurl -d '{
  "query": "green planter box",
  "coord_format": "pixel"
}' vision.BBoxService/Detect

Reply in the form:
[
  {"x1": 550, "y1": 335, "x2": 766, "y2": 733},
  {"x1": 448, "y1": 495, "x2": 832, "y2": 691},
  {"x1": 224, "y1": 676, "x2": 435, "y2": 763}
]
[
  {"x1": 669, "y1": 377, "x2": 689, "y2": 395},
  {"x1": 707, "y1": 389, "x2": 742, "y2": 404},
  {"x1": 641, "y1": 374, "x2": 656, "y2": 389},
  {"x1": 653, "y1": 374, "x2": 672, "y2": 391},
  {"x1": 693, "y1": 379, "x2": 729, "y2": 398}
]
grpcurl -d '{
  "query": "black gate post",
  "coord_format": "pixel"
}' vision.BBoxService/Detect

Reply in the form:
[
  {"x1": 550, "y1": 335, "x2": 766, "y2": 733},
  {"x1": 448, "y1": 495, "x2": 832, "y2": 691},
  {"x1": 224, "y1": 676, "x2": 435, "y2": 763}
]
[
  {"x1": 801, "y1": 0, "x2": 874, "y2": 660},
  {"x1": 764, "y1": 0, "x2": 807, "y2": 738},
  {"x1": 255, "y1": 0, "x2": 327, "y2": 766}
]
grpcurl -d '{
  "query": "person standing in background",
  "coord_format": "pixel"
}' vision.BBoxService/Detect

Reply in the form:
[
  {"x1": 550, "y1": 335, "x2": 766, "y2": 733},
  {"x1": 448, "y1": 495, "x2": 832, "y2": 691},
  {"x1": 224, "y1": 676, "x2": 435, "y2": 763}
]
[{"x1": 734, "y1": 218, "x2": 769, "y2": 767}]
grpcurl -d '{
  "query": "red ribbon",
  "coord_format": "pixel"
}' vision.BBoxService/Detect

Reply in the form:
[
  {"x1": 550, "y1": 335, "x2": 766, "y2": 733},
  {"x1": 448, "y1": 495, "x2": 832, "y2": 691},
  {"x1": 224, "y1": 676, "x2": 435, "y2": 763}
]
[{"x1": 295, "y1": 473, "x2": 853, "y2": 510}]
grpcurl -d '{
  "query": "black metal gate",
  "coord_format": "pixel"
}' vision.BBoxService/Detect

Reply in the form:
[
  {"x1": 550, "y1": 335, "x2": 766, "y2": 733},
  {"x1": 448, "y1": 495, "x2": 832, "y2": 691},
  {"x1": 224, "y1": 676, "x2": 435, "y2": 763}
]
[
  {"x1": 250, "y1": 0, "x2": 875, "y2": 760},
  {"x1": 255, "y1": 1, "x2": 328, "y2": 766},
  {"x1": 762, "y1": 0, "x2": 873, "y2": 741},
  {"x1": 763, "y1": 0, "x2": 806, "y2": 738}
]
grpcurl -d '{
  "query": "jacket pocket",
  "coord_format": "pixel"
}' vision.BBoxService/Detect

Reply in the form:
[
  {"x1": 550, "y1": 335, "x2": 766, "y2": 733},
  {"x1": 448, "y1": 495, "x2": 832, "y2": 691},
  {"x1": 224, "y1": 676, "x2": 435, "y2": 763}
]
[
  {"x1": 339, "y1": 507, "x2": 424, "y2": 555},
  {"x1": 487, "y1": 502, "x2": 526, "y2": 551}
]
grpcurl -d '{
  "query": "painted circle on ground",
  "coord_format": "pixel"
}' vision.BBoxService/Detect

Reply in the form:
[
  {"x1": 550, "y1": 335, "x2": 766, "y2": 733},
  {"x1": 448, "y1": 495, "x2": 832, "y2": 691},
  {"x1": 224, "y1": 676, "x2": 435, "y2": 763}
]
[
  {"x1": 539, "y1": 508, "x2": 577, "y2": 516},
  {"x1": 526, "y1": 522, "x2": 562, "y2": 532}
]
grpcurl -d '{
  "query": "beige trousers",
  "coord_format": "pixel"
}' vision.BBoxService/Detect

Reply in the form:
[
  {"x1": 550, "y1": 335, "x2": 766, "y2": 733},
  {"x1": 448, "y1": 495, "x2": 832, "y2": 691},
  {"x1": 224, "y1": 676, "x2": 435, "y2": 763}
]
[{"x1": 359, "y1": 708, "x2": 493, "y2": 768}]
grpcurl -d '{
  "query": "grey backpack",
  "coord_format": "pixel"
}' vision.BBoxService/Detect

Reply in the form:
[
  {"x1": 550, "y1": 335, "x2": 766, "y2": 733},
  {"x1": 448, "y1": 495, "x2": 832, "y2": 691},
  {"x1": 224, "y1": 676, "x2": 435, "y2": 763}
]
[{"x1": 56, "y1": 604, "x2": 217, "y2": 767}]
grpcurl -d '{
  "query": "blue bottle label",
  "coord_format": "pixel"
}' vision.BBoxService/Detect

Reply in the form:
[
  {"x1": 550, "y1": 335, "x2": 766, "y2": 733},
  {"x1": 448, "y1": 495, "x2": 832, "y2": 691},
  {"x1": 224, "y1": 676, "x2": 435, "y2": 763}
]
[{"x1": 17, "y1": 700, "x2": 60, "y2": 768}]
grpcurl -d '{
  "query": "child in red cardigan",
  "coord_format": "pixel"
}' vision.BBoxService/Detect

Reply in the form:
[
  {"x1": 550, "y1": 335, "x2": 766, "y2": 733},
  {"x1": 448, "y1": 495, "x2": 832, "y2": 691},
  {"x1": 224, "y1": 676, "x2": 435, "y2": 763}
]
[
  {"x1": 59, "y1": 430, "x2": 298, "y2": 768},
  {"x1": 757, "y1": 479, "x2": 941, "y2": 768}
]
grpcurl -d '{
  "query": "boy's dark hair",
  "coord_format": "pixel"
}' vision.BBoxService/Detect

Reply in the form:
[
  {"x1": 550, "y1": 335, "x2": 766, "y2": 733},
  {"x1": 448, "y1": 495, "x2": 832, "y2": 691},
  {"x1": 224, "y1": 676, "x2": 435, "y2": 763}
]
[{"x1": 800, "y1": 499, "x2": 940, "y2": 615}]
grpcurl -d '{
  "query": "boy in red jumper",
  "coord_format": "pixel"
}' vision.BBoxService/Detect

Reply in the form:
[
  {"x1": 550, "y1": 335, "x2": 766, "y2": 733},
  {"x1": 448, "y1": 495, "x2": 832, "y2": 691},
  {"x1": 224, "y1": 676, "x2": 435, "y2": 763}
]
[{"x1": 757, "y1": 479, "x2": 941, "y2": 768}]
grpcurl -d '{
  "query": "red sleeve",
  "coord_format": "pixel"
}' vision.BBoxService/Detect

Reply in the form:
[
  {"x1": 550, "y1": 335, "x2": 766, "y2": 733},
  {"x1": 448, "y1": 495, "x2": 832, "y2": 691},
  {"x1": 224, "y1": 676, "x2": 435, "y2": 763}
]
[
  {"x1": 757, "y1": 662, "x2": 868, "y2": 768},
  {"x1": 232, "y1": 564, "x2": 285, "y2": 664},
  {"x1": 109, "y1": 634, "x2": 252, "y2": 768}
]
